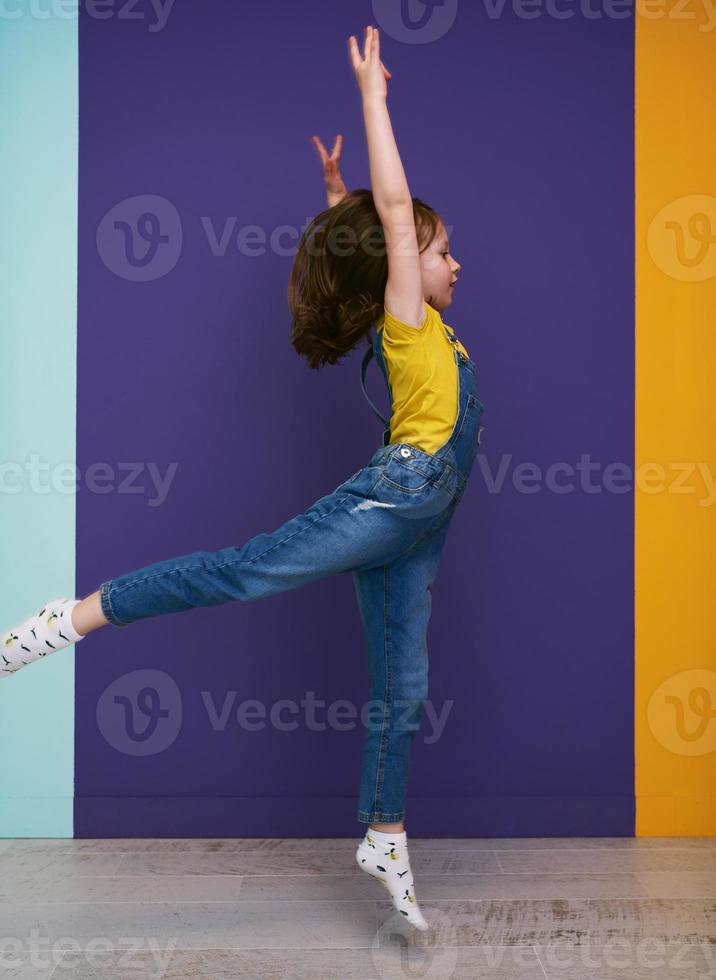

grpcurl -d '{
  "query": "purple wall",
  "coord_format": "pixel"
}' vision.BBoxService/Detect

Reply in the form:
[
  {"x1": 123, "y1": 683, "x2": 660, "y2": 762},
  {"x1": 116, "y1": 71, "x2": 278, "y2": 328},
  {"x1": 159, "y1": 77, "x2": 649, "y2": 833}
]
[{"x1": 76, "y1": 0, "x2": 634, "y2": 837}]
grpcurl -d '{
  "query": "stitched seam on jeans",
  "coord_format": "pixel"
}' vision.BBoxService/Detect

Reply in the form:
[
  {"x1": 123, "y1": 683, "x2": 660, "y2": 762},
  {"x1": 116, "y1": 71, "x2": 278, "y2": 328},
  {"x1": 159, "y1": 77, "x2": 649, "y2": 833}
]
[
  {"x1": 358, "y1": 811, "x2": 404, "y2": 821},
  {"x1": 390, "y1": 454, "x2": 439, "y2": 481},
  {"x1": 108, "y1": 490, "x2": 367, "y2": 597},
  {"x1": 101, "y1": 581, "x2": 128, "y2": 626},
  {"x1": 379, "y1": 474, "x2": 434, "y2": 493},
  {"x1": 450, "y1": 396, "x2": 474, "y2": 449},
  {"x1": 371, "y1": 565, "x2": 391, "y2": 816},
  {"x1": 443, "y1": 349, "x2": 477, "y2": 456},
  {"x1": 445, "y1": 348, "x2": 464, "y2": 452}
]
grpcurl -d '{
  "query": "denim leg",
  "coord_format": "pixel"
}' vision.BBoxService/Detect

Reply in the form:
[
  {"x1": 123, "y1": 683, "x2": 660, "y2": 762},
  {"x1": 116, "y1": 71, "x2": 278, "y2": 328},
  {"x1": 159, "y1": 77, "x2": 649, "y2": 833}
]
[
  {"x1": 353, "y1": 501, "x2": 457, "y2": 824},
  {"x1": 99, "y1": 467, "x2": 445, "y2": 628}
]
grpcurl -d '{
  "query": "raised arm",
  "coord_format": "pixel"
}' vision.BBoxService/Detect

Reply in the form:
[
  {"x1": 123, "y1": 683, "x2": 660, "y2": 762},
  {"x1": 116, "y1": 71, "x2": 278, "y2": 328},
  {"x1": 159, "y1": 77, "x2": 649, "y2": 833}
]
[{"x1": 348, "y1": 25, "x2": 425, "y2": 329}]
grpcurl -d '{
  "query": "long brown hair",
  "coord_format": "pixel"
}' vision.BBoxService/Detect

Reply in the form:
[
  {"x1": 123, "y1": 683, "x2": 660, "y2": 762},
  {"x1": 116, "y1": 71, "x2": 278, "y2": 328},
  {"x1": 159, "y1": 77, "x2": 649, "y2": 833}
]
[{"x1": 287, "y1": 188, "x2": 441, "y2": 369}]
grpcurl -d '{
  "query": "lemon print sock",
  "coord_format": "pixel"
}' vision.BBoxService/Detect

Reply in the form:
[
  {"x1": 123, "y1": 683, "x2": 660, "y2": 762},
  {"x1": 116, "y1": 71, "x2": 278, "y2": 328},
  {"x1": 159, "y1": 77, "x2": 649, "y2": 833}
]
[
  {"x1": 355, "y1": 827, "x2": 429, "y2": 930},
  {"x1": 1, "y1": 598, "x2": 85, "y2": 680}
]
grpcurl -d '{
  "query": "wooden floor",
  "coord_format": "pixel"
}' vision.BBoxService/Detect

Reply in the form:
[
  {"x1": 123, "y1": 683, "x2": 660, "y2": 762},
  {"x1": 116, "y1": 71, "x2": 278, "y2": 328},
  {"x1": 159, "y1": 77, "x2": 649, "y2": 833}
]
[{"x1": 0, "y1": 836, "x2": 714, "y2": 979}]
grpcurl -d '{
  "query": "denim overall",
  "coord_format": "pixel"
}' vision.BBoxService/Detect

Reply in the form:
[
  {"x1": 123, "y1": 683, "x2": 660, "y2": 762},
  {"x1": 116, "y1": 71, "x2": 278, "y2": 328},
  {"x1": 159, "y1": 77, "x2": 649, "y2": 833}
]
[
  {"x1": 99, "y1": 319, "x2": 484, "y2": 824},
  {"x1": 352, "y1": 320, "x2": 484, "y2": 821}
]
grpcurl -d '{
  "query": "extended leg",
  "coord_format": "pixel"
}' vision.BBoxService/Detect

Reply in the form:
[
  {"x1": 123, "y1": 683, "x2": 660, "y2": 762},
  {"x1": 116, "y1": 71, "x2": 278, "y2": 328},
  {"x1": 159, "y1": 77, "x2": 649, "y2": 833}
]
[{"x1": 99, "y1": 470, "x2": 441, "y2": 628}]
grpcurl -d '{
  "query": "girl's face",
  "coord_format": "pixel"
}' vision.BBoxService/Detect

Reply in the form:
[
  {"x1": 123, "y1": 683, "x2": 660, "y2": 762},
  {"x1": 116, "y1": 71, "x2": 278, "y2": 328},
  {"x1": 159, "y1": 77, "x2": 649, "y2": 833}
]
[{"x1": 420, "y1": 221, "x2": 461, "y2": 313}]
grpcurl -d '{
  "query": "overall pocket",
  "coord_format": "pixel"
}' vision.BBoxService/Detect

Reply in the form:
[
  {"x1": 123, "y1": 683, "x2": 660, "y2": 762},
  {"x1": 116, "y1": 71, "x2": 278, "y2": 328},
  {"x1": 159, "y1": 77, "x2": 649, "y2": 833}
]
[
  {"x1": 380, "y1": 452, "x2": 436, "y2": 493},
  {"x1": 374, "y1": 449, "x2": 454, "y2": 519}
]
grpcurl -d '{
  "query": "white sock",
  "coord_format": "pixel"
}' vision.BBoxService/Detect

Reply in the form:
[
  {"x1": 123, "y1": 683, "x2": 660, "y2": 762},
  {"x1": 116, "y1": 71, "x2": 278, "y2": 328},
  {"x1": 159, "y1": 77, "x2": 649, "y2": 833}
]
[
  {"x1": 1, "y1": 598, "x2": 85, "y2": 680},
  {"x1": 355, "y1": 827, "x2": 429, "y2": 931}
]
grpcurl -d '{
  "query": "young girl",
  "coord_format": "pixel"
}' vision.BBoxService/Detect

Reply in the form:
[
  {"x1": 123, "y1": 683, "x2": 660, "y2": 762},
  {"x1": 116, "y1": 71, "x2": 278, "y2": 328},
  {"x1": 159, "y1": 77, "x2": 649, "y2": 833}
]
[{"x1": 1, "y1": 25, "x2": 484, "y2": 932}]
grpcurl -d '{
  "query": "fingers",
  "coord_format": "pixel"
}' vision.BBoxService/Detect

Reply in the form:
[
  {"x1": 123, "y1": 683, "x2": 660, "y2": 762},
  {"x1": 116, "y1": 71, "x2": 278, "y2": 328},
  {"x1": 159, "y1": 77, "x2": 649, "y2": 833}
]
[
  {"x1": 347, "y1": 34, "x2": 362, "y2": 70},
  {"x1": 312, "y1": 135, "x2": 343, "y2": 174},
  {"x1": 365, "y1": 24, "x2": 372, "y2": 60},
  {"x1": 348, "y1": 26, "x2": 385, "y2": 73},
  {"x1": 352, "y1": 24, "x2": 374, "y2": 63},
  {"x1": 311, "y1": 135, "x2": 328, "y2": 164}
]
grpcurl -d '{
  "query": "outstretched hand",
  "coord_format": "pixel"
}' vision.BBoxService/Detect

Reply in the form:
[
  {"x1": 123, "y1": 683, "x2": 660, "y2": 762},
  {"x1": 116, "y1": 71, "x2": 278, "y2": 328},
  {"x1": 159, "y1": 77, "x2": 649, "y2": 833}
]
[
  {"x1": 311, "y1": 134, "x2": 347, "y2": 202},
  {"x1": 348, "y1": 25, "x2": 393, "y2": 100}
]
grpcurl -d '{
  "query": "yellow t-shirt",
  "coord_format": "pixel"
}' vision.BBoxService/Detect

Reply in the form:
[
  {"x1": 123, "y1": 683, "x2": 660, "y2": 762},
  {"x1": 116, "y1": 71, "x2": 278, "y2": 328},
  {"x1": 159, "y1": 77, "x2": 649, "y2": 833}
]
[{"x1": 377, "y1": 301, "x2": 470, "y2": 455}]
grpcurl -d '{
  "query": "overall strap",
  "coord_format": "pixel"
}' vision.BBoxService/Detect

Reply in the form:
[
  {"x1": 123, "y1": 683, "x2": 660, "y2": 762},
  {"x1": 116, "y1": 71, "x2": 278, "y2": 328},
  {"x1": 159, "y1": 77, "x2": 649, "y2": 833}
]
[{"x1": 360, "y1": 343, "x2": 390, "y2": 427}]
